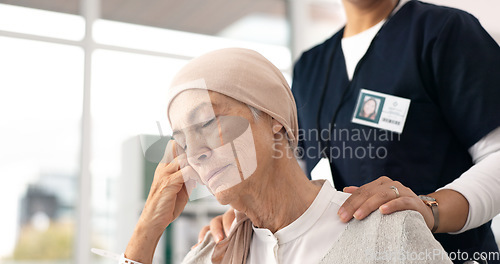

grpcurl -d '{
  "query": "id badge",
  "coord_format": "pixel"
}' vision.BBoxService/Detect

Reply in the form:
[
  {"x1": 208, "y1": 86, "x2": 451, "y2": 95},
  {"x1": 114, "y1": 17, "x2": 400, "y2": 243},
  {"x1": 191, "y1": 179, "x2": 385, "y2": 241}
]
[{"x1": 351, "y1": 89, "x2": 411, "y2": 133}]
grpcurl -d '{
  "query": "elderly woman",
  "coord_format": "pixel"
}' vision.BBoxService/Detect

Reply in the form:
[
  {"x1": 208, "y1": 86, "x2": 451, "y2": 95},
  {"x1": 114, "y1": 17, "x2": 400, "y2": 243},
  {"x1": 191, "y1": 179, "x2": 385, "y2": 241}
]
[{"x1": 122, "y1": 48, "x2": 451, "y2": 264}]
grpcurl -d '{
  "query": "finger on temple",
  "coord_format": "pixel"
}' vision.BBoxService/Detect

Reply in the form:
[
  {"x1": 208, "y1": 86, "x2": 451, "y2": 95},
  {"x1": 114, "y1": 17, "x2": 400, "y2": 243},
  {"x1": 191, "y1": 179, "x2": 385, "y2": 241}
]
[
  {"x1": 164, "y1": 153, "x2": 189, "y2": 174},
  {"x1": 176, "y1": 153, "x2": 189, "y2": 168},
  {"x1": 161, "y1": 139, "x2": 180, "y2": 165}
]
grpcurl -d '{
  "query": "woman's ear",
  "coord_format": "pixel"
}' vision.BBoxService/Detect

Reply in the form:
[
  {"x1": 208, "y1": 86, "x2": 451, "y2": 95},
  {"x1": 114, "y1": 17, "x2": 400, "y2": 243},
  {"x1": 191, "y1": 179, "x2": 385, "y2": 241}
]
[{"x1": 272, "y1": 119, "x2": 284, "y2": 134}]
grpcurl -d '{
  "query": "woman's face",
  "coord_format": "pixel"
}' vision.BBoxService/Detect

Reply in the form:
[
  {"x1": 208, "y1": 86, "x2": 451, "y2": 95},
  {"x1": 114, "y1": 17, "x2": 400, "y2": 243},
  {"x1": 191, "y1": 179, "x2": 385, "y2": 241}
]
[
  {"x1": 363, "y1": 99, "x2": 377, "y2": 116},
  {"x1": 169, "y1": 90, "x2": 273, "y2": 204}
]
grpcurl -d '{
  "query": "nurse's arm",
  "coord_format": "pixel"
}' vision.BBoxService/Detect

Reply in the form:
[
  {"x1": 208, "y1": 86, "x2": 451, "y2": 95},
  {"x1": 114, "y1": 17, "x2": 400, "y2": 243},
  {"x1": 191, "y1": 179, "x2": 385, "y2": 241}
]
[
  {"x1": 408, "y1": 189, "x2": 468, "y2": 233},
  {"x1": 337, "y1": 176, "x2": 447, "y2": 231},
  {"x1": 339, "y1": 177, "x2": 468, "y2": 232},
  {"x1": 433, "y1": 127, "x2": 500, "y2": 233},
  {"x1": 339, "y1": 127, "x2": 500, "y2": 233}
]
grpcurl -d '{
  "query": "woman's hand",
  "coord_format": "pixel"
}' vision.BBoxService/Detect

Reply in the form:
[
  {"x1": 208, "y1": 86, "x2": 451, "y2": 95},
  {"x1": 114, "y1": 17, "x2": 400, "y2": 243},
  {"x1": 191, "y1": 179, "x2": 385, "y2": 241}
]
[
  {"x1": 125, "y1": 140, "x2": 198, "y2": 264},
  {"x1": 338, "y1": 176, "x2": 435, "y2": 231},
  {"x1": 139, "y1": 156, "x2": 194, "y2": 233}
]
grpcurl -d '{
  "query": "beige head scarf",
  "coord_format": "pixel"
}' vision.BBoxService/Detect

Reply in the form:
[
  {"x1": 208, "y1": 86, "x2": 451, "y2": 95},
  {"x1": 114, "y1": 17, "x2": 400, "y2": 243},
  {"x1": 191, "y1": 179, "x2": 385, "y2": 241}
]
[
  {"x1": 166, "y1": 48, "x2": 298, "y2": 147},
  {"x1": 166, "y1": 48, "x2": 297, "y2": 264}
]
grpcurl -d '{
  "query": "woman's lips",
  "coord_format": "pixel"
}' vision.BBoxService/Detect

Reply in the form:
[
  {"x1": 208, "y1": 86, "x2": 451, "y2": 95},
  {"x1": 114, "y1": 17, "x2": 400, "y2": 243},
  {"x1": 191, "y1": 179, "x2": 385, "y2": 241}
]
[{"x1": 205, "y1": 164, "x2": 231, "y2": 184}]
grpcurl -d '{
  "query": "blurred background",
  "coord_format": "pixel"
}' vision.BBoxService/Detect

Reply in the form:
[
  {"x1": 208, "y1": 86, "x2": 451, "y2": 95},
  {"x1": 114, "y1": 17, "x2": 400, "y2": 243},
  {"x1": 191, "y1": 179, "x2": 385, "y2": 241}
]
[{"x1": 0, "y1": 0, "x2": 498, "y2": 263}]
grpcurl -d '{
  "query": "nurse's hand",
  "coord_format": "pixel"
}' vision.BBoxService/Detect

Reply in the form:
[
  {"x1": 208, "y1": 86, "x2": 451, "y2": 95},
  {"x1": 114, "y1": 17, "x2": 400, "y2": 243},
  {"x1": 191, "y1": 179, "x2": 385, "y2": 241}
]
[
  {"x1": 338, "y1": 176, "x2": 435, "y2": 231},
  {"x1": 125, "y1": 140, "x2": 198, "y2": 264},
  {"x1": 194, "y1": 207, "x2": 235, "y2": 248}
]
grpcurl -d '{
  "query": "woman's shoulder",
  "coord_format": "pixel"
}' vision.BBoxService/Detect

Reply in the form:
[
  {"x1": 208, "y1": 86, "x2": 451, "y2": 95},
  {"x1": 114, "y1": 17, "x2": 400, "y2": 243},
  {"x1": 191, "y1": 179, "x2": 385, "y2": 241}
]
[
  {"x1": 344, "y1": 210, "x2": 422, "y2": 243},
  {"x1": 319, "y1": 210, "x2": 452, "y2": 263},
  {"x1": 365, "y1": 209, "x2": 424, "y2": 230},
  {"x1": 350, "y1": 210, "x2": 436, "y2": 246},
  {"x1": 180, "y1": 231, "x2": 216, "y2": 264}
]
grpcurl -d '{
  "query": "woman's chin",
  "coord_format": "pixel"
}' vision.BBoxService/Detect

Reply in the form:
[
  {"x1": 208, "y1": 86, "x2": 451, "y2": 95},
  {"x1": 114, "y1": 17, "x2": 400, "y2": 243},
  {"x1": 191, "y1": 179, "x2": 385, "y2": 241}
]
[{"x1": 213, "y1": 184, "x2": 242, "y2": 205}]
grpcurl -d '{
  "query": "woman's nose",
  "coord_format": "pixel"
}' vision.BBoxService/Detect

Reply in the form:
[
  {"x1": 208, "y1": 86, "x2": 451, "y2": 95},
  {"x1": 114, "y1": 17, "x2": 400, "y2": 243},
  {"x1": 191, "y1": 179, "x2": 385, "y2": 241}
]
[
  {"x1": 187, "y1": 147, "x2": 212, "y2": 165},
  {"x1": 184, "y1": 131, "x2": 213, "y2": 164}
]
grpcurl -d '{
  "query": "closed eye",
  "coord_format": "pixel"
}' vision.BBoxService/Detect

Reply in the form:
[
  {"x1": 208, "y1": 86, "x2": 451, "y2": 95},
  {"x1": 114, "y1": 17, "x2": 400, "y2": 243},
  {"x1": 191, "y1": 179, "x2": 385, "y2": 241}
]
[{"x1": 202, "y1": 117, "x2": 216, "y2": 128}]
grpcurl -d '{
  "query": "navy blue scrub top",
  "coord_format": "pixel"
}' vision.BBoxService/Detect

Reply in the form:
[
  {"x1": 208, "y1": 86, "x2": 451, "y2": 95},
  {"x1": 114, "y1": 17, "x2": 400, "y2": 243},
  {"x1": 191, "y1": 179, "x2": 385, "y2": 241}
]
[{"x1": 292, "y1": 0, "x2": 500, "y2": 262}]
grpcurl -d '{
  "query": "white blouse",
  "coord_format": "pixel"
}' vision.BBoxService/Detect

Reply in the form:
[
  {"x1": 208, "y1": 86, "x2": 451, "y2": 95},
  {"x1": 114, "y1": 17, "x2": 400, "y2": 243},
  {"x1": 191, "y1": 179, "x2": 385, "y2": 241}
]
[{"x1": 247, "y1": 181, "x2": 350, "y2": 264}]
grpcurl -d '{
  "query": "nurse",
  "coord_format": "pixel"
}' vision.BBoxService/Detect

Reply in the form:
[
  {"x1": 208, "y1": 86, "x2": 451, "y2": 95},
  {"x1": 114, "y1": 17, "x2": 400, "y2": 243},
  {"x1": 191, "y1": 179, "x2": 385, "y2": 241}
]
[
  {"x1": 291, "y1": 0, "x2": 500, "y2": 263},
  {"x1": 203, "y1": 0, "x2": 500, "y2": 263}
]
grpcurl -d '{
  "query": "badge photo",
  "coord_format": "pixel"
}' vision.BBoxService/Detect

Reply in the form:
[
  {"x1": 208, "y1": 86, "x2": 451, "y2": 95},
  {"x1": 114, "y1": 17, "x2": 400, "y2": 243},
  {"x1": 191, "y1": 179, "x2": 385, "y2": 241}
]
[
  {"x1": 354, "y1": 93, "x2": 385, "y2": 123},
  {"x1": 352, "y1": 89, "x2": 411, "y2": 134}
]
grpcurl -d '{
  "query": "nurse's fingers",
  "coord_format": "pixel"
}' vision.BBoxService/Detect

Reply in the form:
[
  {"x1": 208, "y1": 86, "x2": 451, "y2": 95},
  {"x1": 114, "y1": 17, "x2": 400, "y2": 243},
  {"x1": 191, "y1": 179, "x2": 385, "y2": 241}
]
[
  {"x1": 343, "y1": 186, "x2": 359, "y2": 193},
  {"x1": 200, "y1": 207, "x2": 236, "y2": 245},
  {"x1": 337, "y1": 176, "x2": 393, "y2": 222},
  {"x1": 379, "y1": 196, "x2": 434, "y2": 230},
  {"x1": 222, "y1": 208, "x2": 236, "y2": 237},
  {"x1": 350, "y1": 183, "x2": 412, "y2": 220},
  {"x1": 210, "y1": 215, "x2": 225, "y2": 243},
  {"x1": 194, "y1": 225, "x2": 210, "y2": 249},
  {"x1": 379, "y1": 196, "x2": 420, "y2": 214}
]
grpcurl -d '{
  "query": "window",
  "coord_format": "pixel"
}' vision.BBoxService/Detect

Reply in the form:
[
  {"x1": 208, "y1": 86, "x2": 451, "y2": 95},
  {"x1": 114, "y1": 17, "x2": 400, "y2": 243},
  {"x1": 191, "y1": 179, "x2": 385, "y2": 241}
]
[
  {"x1": 0, "y1": 1, "x2": 290, "y2": 263},
  {"x1": 0, "y1": 36, "x2": 83, "y2": 263}
]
